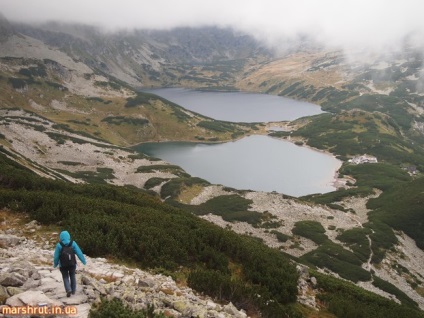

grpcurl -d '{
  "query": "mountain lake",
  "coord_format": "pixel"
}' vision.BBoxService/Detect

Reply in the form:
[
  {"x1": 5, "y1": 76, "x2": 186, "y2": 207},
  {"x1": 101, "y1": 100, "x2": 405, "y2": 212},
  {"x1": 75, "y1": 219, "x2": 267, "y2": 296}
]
[{"x1": 136, "y1": 88, "x2": 340, "y2": 197}]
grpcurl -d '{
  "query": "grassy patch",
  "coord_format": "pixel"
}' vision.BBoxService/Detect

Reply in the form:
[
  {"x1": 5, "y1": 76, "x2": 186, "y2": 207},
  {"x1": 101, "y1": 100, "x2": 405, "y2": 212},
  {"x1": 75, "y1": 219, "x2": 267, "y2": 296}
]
[{"x1": 177, "y1": 184, "x2": 206, "y2": 204}]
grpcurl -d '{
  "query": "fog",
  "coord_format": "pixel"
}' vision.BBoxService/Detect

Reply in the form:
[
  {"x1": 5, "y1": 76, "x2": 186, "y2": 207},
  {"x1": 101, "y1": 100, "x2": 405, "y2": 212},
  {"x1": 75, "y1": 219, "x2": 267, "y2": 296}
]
[{"x1": 1, "y1": 0, "x2": 424, "y2": 53}]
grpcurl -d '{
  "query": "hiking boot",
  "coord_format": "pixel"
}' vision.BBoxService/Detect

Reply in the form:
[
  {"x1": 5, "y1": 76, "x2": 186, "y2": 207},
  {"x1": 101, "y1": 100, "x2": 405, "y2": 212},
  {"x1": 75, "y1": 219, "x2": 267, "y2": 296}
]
[{"x1": 67, "y1": 291, "x2": 71, "y2": 297}]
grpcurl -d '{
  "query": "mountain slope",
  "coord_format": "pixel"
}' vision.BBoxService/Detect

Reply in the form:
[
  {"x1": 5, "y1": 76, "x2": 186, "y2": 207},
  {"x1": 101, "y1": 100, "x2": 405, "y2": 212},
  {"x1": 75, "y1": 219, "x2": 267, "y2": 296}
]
[{"x1": 13, "y1": 22, "x2": 271, "y2": 88}]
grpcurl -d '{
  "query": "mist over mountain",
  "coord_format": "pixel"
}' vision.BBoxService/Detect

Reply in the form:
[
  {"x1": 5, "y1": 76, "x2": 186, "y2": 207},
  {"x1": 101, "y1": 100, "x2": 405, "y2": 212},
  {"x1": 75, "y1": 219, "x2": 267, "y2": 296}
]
[
  {"x1": 0, "y1": 12, "x2": 14, "y2": 41},
  {"x1": 2, "y1": 0, "x2": 424, "y2": 56}
]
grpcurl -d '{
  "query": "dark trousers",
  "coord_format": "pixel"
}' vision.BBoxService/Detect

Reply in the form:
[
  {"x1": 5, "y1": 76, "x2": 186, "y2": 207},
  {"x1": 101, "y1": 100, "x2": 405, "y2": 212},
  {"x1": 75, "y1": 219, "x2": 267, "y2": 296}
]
[{"x1": 60, "y1": 265, "x2": 77, "y2": 293}]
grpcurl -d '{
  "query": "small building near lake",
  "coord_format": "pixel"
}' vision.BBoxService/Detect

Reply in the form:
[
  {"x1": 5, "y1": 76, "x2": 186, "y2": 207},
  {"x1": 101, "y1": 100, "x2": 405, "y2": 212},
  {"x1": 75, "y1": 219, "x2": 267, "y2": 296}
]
[{"x1": 348, "y1": 154, "x2": 378, "y2": 165}]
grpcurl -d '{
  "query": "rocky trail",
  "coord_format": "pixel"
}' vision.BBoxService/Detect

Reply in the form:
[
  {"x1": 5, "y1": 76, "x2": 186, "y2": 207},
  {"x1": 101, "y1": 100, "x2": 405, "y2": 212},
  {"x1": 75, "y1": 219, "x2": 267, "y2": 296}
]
[{"x1": 0, "y1": 212, "x2": 251, "y2": 318}]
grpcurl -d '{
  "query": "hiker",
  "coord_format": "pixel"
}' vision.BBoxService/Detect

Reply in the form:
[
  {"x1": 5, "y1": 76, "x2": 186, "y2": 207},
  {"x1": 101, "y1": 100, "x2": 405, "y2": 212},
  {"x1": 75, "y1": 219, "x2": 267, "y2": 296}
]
[{"x1": 53, "y1": 231, "x2": 87, "y2": 297}]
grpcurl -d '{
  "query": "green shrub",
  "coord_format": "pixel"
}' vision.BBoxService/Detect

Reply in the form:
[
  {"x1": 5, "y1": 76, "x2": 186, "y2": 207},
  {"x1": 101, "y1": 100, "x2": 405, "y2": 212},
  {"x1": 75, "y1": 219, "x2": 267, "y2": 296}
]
[
  {"x1": 301, "y1": 242, "x2": 371, "y2": 283},
  {"x1": 144, "y1": 178, "x2": 168, "y2": 189},
  {"x1": 292, "y1": 220, "x2": 328, "y2": 244},
  {"x1": 337, "y1": 227, "x2": 372, "y2": 262},
  {"x1": 270, "y1": 230, "x2": 290, "y2": 242},
  {"x1": 367, "y1": 177, "x2": 424, "y2": 250},
  {"x1": 101, "y1": 116, "x2": 149, "y2": 126},
  {"x1": 89, "y1": 298, "x2": 165, "y2": 318},
  {"x1": 136, "y1": 165, "x2": 189, "y2": 177},
  {"x1": 372, "y1": 276, "x2": 417, "y2": 307},
  {"x1": 314, "y1": 271, "x2": 424, "y2": 318},
  {"x1": 189, "y1": 194, "x2": 263, "y2": 225},
  {"x1": 160, "y1": 177, "x2": 209, "y2": 199},
  {"x1": 197, "y1": 121, "x2": 235, "y2": 133}
]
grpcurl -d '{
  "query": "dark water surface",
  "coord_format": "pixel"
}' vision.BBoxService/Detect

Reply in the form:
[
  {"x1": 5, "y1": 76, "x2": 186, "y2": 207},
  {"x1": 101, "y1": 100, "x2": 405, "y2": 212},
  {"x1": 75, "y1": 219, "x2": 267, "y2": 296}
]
[
  {"x1": 136, "y1": 135, "x2": 341, "y2": 197},
  {"x1": 137, "y1": 88, "x2": 337, "y2": 196},
  {"x1": 143, "y1": 88, "x2": 324, "y2": 122}
]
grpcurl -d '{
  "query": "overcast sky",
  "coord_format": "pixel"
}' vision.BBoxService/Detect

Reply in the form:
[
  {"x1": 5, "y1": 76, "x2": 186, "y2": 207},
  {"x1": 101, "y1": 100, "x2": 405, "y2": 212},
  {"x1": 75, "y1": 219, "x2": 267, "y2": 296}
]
[{"x1": 1, "y1": 0, "x2": 424, "y2": 51}]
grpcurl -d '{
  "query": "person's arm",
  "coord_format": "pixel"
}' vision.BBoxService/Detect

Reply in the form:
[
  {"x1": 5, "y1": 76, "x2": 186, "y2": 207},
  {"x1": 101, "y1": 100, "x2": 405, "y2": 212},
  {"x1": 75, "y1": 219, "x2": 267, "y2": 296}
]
[
  {"x1": 53, "y1": 243, "x2": 61, "y2": 268},
  {"x1": 72, "y1": 241, "x2": 87, "y2": 265}
]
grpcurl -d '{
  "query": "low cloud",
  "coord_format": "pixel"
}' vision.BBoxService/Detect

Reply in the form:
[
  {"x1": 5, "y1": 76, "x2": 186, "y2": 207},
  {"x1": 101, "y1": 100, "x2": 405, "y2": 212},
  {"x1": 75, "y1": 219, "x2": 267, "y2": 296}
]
[{"x1": 1, "y1": 0, "x2": 424, "y2": 53}]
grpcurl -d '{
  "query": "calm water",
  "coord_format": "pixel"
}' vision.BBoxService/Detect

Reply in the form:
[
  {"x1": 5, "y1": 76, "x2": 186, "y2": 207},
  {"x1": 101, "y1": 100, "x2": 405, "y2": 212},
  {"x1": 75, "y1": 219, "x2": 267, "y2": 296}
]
[
  {"x1": 137, "y1": 88, "x2": 336, "y2": 196},
  {"x1": 143, "y1": 88, "x2": 324, "y2": 122},
  {"x1": 136, "y1": 135, "x2": 341, "y2": 197}
]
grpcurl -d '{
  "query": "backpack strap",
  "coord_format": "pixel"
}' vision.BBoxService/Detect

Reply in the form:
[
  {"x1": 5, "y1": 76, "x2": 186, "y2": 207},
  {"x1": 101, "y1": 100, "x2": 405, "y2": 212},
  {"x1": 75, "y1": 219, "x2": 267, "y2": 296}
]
[{"x1": 59, "y1": 240, "x2": 73, "y2": 247}]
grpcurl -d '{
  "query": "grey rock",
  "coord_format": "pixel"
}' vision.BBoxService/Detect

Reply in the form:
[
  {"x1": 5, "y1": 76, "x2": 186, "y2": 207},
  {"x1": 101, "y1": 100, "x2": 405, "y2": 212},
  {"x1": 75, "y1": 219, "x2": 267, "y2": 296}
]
[
  {"x1": 207, "y1": 310, "x2": 226, "y2": 318},
  {"x1": 223, "y1": 302, "x2": 246, "y2": 318},
  {"x1": 173, "y1": 300, "x2": 190, "y2": 315},
  {"x1": 0, "y1": 285, "x2": 8, "y2": 298},
  {"x1": 191, "y1": 307, "x2": 208, "y2": 318},
  {"x1": 0, "y1": 234, "x2": 23, "y2": 247},
  {"x1": 61, "y1": 294, "x2": 88, "y2": 305},
  {"x1": 75, "y1": 303, "x2": 92, "y2": 318},
  {"x1": 122, "y1": 289, "x2": 136, "y2": 303},
  {"x1": 22, "y1": 277, "x2": 42, "y2": 289},
  {"x1": 9, "y1": 260, "x2": 38, "y2": 279},
  {"x1": 138, "y1": 278, "x2": 155, "y2": 288},
  {"x1": 0, "y1": 272, "x2": 26, "y2": 286},
  {"x1": 31, "y1": 271, "x2": 42, "y2": 280},
  {"x1": 81, "y1": 275, "x2": 107, "y2": 296},
  {"x1": 206, "y1": 300, "x2": 218, "y2": 310},
  {"x1": 6, "y1": 286, "x2": 24, "y2": 296},
  {"x1": 310, "y1": 276, "x2": 317, "y2": 286},
  {"x1": 163, "y1": 308, "x2": 182, "y2": 317},
  {"x1": 298, "y1": 295, "x2": 317, "y2": 308},
  {"x1": 5, "y1": 295, "x2": 25, "y2": 307},
  {"x1": 16, "y1": 290, "x2": 62, "y2": 307}
]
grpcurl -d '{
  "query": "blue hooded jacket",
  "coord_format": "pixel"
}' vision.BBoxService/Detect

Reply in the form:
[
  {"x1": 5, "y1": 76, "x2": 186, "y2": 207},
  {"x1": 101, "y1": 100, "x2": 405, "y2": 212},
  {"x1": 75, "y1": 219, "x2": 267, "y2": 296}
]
[{"x1": 54, "y1": 231, "x2": 87, "y2": 268}]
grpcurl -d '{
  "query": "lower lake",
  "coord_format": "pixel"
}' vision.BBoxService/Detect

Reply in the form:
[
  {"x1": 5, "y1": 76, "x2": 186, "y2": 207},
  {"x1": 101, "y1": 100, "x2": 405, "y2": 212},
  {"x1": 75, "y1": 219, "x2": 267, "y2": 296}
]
[{"x1": 135, "y1": 135, "x2": 341, "y2": 197}]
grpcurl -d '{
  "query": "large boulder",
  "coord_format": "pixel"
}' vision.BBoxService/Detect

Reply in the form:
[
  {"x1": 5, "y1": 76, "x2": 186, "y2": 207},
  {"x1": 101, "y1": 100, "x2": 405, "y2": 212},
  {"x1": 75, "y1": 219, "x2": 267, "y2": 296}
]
[
  {"x1": 9, "y1": 260, "x2": 38, "y2": 278},
  {"x1": 81, "y1": 275, "x2": 107, "y2": 296},
  {"x1": 0, "y1": 272, "x2": 26, "y2": 287},
  {"x1": 0, "y1": 234, "x2": 23, "y2": 247},
  {"x1": 223, "y1": 302, "x2": 247, "y2": 318},
  {"x1": 6, "y1": 290, "x2": 62, "y2": 307}
]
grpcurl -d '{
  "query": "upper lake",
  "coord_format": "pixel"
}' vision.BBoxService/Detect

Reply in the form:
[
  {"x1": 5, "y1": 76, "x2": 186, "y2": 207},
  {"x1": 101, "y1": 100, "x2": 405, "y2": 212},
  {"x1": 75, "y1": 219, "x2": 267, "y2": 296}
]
[{"x1": 143, "y1": 88, "x2": 324, "y2": 122}]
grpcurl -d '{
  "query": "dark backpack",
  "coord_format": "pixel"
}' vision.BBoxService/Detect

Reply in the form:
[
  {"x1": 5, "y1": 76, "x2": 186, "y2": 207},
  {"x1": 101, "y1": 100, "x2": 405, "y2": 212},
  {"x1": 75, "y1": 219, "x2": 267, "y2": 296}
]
[{"x1": 59, "y1": 241, "x2": 77, "y2": 268}]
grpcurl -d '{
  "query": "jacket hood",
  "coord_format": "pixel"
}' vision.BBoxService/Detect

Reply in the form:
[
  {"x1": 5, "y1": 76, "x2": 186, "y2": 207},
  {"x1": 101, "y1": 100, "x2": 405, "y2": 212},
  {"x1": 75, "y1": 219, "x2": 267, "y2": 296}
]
[{"x1": 59, "y1": 231, "x2": 71, "y2": 245}]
